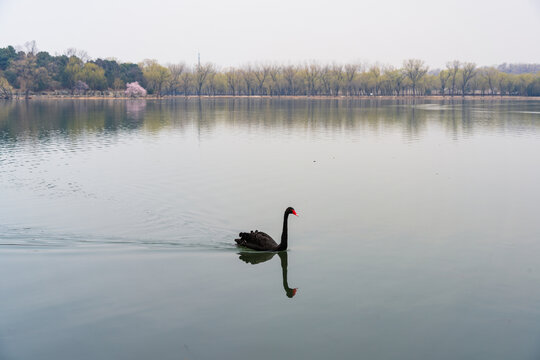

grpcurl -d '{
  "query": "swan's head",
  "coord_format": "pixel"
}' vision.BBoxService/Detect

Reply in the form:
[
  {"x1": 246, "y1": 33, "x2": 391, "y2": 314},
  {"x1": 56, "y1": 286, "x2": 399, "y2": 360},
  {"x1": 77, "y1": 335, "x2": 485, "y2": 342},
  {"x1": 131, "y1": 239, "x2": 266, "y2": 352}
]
[
  {"x1": 286, "y1": 288, "x2": 298, "y2": 298},
  {"x1": 286, "y1": 207, "x2": 299, "y2": 217}
]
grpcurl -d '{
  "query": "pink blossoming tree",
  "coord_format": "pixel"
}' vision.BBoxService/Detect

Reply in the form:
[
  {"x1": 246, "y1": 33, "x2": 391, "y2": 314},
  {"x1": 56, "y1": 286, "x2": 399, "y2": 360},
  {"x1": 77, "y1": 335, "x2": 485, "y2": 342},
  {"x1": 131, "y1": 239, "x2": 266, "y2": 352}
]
[
  {"x1": 125, "y1": 82, "x2": 147, "y2": 98},
  {"x1": 73, "y1": 80, "x2": 89, "y2": 94}
]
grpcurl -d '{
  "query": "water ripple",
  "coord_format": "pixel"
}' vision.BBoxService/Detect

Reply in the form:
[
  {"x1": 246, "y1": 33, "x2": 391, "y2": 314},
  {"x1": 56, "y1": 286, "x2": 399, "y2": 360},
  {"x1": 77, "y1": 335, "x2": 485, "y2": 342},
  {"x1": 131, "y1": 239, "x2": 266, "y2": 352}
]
[{"x1": 0, "y1": 225, "x2": 238, "y2": 251}]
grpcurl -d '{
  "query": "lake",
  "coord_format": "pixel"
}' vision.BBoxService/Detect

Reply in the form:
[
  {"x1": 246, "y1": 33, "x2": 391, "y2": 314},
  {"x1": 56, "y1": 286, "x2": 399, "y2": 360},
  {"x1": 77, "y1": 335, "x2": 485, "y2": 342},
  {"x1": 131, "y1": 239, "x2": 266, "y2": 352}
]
[{"x1": 1, "y1": 98, "x2": 540, "y2": 360}]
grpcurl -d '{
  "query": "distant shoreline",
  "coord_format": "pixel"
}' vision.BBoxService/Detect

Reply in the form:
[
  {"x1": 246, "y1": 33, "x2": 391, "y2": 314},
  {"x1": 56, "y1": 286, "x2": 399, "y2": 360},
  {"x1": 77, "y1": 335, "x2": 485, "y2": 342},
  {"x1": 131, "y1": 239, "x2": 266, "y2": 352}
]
[{"x1": 3, "y1": 95, "x2": 540, "y2": 101}]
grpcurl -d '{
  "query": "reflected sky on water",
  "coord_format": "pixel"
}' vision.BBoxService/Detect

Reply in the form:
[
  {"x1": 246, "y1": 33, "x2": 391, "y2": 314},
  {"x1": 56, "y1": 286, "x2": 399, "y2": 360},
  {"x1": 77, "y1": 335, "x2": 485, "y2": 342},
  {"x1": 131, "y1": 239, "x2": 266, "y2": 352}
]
[{"x1": 1, "y1": 98, "x2": 540, "y2": 360}]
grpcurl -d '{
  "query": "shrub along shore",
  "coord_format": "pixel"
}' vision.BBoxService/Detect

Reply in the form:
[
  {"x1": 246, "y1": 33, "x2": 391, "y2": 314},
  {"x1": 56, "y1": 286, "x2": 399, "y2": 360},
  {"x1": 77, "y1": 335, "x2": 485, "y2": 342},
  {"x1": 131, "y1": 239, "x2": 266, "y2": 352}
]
[{"x1": 1, "y1": 43, "x2": 539, "y2": 99}]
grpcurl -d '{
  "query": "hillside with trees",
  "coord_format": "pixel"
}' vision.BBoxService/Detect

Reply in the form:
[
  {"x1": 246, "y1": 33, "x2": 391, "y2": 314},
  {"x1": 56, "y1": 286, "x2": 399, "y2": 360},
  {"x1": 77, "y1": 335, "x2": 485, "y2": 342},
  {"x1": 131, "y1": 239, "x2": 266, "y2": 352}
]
[
  {"x1": 497, "y1": 63, "x2": 540, "y2": 75},
  {"x1": 1, "y1": 42, "x2": 539, "y2": 99}
]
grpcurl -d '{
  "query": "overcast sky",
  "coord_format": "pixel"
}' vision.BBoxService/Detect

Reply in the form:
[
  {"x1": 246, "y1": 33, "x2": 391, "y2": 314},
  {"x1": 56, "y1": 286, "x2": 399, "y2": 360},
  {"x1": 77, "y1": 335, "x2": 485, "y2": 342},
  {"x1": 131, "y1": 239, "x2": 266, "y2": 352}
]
[{"x1": 1, "y1": 0, "x2": 539, "y2": 69}]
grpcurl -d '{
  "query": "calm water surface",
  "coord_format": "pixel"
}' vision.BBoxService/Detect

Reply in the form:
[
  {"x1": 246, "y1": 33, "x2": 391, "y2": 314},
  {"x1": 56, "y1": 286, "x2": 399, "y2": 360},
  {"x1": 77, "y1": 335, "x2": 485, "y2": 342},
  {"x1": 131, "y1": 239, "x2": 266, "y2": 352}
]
[{"x1": 1, "y1": 99, "x2": 540, "y2": 359}]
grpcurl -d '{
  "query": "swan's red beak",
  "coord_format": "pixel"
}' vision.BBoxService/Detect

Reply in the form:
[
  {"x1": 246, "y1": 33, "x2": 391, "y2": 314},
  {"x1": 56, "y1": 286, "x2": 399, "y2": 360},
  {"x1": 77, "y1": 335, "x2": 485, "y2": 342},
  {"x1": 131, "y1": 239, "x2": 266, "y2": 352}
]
[
  {"x1": 292, "y1": 288, "x2": 298, "y2": 296},
  {"x1": 292, "y1": 210, "x2": 298, "y2": 217}
]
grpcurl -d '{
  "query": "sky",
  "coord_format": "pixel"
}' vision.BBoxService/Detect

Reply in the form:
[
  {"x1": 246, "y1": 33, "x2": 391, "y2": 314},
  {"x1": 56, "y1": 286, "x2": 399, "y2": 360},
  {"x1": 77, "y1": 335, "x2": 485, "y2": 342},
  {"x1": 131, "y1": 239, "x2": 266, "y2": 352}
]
[{"x1": 0, "y1": 0, "x2": 539, "y2": 69}]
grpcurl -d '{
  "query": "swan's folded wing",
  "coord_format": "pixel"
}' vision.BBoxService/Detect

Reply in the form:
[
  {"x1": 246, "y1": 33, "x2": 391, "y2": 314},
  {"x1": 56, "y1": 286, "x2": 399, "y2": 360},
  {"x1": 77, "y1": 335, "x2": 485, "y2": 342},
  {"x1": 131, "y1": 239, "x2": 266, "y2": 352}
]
[
  {"x1": 236, "y1": 230, "x2": 278, "y2": 250},
  {"x1": 254, "y1": 231, "x2": 271, "y2": 240}
]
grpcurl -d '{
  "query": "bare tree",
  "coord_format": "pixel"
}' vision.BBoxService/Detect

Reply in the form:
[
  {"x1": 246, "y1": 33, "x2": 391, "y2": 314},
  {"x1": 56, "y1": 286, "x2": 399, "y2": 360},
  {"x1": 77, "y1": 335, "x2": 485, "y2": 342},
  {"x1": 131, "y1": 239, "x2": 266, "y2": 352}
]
[
  {"x1": 438, "y1": 69, "x2": 451, "y2": 96},
  {"x1": 240, "y1": 65, "x2": 255, "y2": 96},
  {"x1": 483, "y1": 67, "x2": 499, "y2": 95},
  {"x1": 205, "y1": 71, "x2": 217, "y2": 96},
  {"x1": 283, "y1": 65, "x2": 297, "y2": 95},
  {"x1": 195, "y1": 63, "x2": 215, "y2": 96},
  {"x1": 65, "y1": 48, "x2": 90, "y2": 62},
  {"x1": 141, "y1": 59, "x2": 170, "y2": 97},
  {"x1": 319, "y1": 64, "x2": 331, "y2": 96},
  {"x1": 167, "y1": 63, "x2": 186, "y2": 95},
  {"x1": 368, "y1": 65, "x2": 381, "y2": 95},
  {"x1": 180, "y1": 67, "x2": 193, "y2": 96},
  {"x1": 304, "y1": 62, "x2": 320, "y2": 96},
  {"x1": 473, "y1": 72, "x2": 488, "y2": 96},
  {"x1": 331, "y1": 64, "x2": 344, "y2": 96},
  {"x1": 446, "y1": 60, "x2": 460, "y2": 96},
  {"x1": 497, "y1": 73, "x2": 508, "y2": 96},
  {"x1": 403, "y1": 59, "x2": 428, "y2": 96},
  {"x1": 393, "y1": 71, "x2": 406, "y2": 96},
  {"x1": 268, "y1": 65, "x2": 282, "y2": 96},
  {"x1": 344, "y1": 64, "x2": 357, "y2": 96},
  {"x1": 380, "y1": 66, "x2": 399, "y2": 96},
  {"x1": 253, "y1": 64, "x2": 270, "y2": 95},
  {"x1": 460, "y1": 62, "x2": 477, "y2": 96},
  {"x1": 226, "y1": 68, "x2": 240, "y2": 96},
  {"x1": 24, "y1": 40, "x2": 38, "y2": 56}
]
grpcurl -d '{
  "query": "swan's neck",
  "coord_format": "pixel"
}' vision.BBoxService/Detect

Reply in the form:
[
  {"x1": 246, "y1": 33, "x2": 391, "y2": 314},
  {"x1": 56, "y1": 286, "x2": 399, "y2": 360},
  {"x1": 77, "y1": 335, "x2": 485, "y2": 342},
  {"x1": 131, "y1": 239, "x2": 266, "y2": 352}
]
[{"x1": 276, "y1": 212, "x2": 289, "y2": 251}]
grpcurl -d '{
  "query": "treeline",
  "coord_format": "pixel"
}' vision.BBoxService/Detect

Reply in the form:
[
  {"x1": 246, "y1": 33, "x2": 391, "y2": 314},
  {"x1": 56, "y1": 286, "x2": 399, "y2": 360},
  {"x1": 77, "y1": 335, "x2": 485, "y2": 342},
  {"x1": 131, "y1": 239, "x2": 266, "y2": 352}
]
[
  {"x1": 1, "y1": 42, "x2": 540, "y2": 99},
  {"x1": 0, "y1": 43, "x2": 144, "y2": 99}
]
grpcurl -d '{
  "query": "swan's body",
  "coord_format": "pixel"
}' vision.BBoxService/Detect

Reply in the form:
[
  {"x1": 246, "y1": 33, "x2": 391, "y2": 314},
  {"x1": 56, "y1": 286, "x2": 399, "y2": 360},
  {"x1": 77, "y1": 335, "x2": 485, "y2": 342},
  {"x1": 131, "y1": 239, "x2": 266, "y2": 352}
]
[
  {"x1": 235, "y1": 207, "x2": 298, "y2": 251},
  {"x1": 236, "y1": 230, "x2": 279, "y2": 251}
]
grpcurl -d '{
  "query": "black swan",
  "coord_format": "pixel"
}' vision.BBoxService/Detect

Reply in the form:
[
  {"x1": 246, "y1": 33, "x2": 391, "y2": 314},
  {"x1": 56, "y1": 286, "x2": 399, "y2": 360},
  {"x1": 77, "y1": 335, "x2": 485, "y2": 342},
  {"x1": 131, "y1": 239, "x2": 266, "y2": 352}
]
[{"x1": 235, "y1": 207, "x2": 298, "y2": 251}]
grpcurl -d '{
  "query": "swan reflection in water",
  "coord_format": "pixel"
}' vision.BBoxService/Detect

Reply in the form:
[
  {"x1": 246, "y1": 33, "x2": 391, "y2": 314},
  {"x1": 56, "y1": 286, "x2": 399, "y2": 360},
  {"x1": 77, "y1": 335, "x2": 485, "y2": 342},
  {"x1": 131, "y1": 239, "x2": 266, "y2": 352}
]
[{"x1": 237, "y1": 251, "x2": 298, "y2": 298}]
